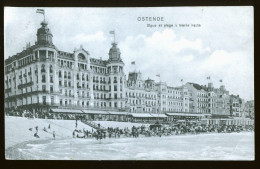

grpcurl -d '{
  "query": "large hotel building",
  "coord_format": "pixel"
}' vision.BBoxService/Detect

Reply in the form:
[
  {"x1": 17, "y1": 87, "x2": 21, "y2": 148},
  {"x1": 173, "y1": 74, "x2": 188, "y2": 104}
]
[{"x1": 4, "y1": 19, "x2": 247, "y2": 118}]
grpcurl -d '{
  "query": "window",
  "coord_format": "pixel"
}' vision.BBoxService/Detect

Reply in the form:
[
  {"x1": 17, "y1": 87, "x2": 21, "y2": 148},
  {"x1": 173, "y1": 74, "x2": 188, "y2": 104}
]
[
  {"x1": 50, "y1": 76, "x2": 53, "y2": 83},
  {"x1": 42, "y1": 85, "x2": 46, "y2": 91},
  {"x1": 51, "y1": 96, "x2": 54, "y2": 104},
  {"x1": 50, "y1": 86, "x2": 53, "y2": 92},
  {"x1": 49, "y1": 65, "x2": 53, "y2": 73},
  {"x1": 60, "y1": 99, "x2": 62, "y2": 105},
  {"x1": 41, "y1": 64, "x2": 45, "y2": 72},
  {"x1": 43, "y1": 96, "x2": 46, "y2": 105},
  {"x1": 42, "y1": 75, "x2": 46, "y2": 82},
  {"x1": 68, "y1": 72, "x2": 71, "y2": 79}
]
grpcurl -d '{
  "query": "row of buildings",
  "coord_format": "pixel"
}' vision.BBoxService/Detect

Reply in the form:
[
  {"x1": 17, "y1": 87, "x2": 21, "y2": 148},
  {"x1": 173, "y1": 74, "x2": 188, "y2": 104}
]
[{"x1": 4, "y1": 18, "x2": 254, "y2": 119}]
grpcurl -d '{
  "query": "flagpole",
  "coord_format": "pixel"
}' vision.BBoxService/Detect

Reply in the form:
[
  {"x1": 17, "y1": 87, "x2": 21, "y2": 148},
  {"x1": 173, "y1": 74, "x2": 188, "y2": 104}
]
[{"x1": 114, "y1": 30, "x2": 115, "y2": 43}]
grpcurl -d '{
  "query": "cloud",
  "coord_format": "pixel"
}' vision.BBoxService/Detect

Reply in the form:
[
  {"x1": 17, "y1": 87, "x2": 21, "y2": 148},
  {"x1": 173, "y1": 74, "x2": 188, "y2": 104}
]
[
  {"x1": 73, "y1": 31, "x2": 107, "y2": 43},
  {"x1": 120, "y1": 29, "x2": 253, "y2": 101},
  {"x1": 120, "y1": 29, "x2": 210, "y2": 76}
]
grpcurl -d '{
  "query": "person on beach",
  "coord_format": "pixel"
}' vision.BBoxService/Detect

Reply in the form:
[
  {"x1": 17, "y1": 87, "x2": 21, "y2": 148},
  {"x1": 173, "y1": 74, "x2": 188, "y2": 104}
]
[
  {"x1": 34, "y1": 132, "x2": 40, "y2": 138},
  {"x1": 48, "y1": 124, "x2": 51, "y2": 129},
  {"x1": 73, "y1": 130, "x2": 75, "y2": 138},
  {"x1": 53, "y1": 131, "x2": 55, "y2": 140}
]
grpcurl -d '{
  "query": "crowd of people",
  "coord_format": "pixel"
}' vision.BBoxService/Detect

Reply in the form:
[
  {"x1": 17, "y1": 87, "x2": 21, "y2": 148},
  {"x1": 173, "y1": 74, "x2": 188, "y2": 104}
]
[
  {"x1": 72, "y1": 121, "x2": 254, "y2": 141},
  {"x1": 5, "y1": 109, "x2": 86, "y2": 120}
]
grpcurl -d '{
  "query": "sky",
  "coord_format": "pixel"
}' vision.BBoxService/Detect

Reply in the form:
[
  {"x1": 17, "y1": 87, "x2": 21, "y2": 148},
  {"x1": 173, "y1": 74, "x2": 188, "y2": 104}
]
[{"x1": 4, "y1": 7, "x2": 254, "y2": 101}]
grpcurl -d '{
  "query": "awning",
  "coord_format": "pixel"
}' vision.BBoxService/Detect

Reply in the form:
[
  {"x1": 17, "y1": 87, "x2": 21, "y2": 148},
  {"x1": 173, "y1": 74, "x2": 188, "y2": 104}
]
[
  {"x1": 108, "y1": 111, "x2": 129, "y2": 115},
  {"x1": 51, "y1": 109, "x2": 83, "y2": 114},
  {"x1": 130, "y1": 113, "x2": 154, "y2": 118},
  {"x1": 82, "y1": 110, "x2": 109, "y2": 114},
  {"x1": 177, "y1": 120, "x2": 186, "y2": 122},
  {"x1": 166, "y1": 113, "x2": 205, "y2": 117},
  {"x1": 150, "y1": 114, "x2": 168, "y2": 118}
]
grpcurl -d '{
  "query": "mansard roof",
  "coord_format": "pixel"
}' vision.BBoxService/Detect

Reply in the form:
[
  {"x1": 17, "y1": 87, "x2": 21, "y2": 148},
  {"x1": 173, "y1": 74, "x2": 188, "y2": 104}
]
[
  {"x1": 58, "y1": 51, "x2": 74, "y2": 60},
  {"x1": 5, "y1": 43, "x2": 57, "y2": 65},
  {"x1": 90, "y1": 57, "x2": 107, "y2": 66}
]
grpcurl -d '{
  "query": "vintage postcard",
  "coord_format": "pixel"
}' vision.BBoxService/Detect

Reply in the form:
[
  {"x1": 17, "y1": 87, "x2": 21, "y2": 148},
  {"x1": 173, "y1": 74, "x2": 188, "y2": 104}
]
[{"x1": 4, "y1": 7, "x2": 254, "y2": 160}]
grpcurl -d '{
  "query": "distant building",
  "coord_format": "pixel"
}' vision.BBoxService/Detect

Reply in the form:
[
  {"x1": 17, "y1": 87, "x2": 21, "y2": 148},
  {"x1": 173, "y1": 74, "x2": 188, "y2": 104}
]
[
  {"x1": 185, "y1": 82, "x2": 231, "y2": 116},
  {"x1": 244, "y1": 100, "x2": 254, "y2": 118},
  {"x1": 230, "y1": 95, "x2": 245, "y2": 117},
  {"x1": 126, "y1": 71, "x2": 158, "y2": 113}
]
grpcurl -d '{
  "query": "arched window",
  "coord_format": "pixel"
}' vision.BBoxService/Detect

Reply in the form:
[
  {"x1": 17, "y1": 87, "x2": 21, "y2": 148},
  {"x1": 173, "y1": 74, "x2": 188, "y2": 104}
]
[{"x1": 78, "y1": 53, "x2": 86, "y2": 60}]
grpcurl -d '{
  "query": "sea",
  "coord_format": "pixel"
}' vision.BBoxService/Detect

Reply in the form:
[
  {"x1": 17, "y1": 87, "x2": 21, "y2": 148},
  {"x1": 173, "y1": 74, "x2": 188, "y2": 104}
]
[{"x1": 5, "y1": 132, "x2": 254, "y2": 160}]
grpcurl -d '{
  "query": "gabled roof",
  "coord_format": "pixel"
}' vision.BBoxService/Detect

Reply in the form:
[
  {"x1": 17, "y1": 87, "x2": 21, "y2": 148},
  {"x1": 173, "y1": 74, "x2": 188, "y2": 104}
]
[{"x1": 188, "y1": 82, "x2": 208, "y2": 91}]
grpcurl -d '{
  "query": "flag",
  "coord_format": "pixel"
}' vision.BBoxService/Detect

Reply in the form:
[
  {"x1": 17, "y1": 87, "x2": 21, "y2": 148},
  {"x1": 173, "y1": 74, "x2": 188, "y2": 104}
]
[
  {"x1": 156, "y1": 74, "x2": 160, "y2": 77},
  {"x1": 220, "y1": 79, "x2": 223, "y2": 82},
  {"x1": 109, "y1": 30, "x2": 115, "y2": 34},
  {"x1": 36, "y1": 9, "x2": 45, "y2": 15},
  {"x1": 131, "y1": 61, "x2": 135, "y2": 65}
]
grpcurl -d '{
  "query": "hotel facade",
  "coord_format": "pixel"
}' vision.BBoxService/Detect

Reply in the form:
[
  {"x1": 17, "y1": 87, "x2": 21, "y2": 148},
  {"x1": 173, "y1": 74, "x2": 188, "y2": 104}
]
[{"x1": 4, "y1": 19, "x2": 247, "y2": 118}]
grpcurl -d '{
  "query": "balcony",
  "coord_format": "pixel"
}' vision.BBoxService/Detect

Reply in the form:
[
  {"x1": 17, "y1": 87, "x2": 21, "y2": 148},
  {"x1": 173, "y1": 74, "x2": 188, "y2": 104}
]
[
  {"x1": 17, "y1": 81, "x2": 34, "y2": 89},
  {"x1": 41, "y1": 69, "x2": 46, "y2": 73},
  {"x1": 5, "y1": 88, "x2": 11, "y2": 93},
  {"x1": 19, "y1": 75, "x2": 22, "y2": 79},
  {"x1": 28, "y1": 72, "x2": 32, "y2": 76}
]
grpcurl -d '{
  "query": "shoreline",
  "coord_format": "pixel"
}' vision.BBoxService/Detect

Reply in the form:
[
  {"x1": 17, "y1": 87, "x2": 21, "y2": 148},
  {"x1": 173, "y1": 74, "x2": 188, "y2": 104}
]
[
  {"x1": 5, "y1": 130, "x2": 254, "y2": 159},
  {"x1": 5, "y1": 131, "x2": 254, "y2": 160}
]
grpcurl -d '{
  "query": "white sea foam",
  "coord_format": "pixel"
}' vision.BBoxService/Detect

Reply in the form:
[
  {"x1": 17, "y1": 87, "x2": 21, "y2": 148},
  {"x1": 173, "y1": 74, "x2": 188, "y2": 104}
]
[{"x1": 9, "y1": 132, "x2": 254, "y2": 160}]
